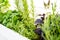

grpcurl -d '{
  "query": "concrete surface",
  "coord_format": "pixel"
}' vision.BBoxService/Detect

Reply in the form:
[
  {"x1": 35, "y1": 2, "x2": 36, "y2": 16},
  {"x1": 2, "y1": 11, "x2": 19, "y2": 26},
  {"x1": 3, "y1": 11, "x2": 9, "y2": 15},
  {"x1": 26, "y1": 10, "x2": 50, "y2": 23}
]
[{"x1": 0, "y1": 24, "x2": 30, "y2": 40}]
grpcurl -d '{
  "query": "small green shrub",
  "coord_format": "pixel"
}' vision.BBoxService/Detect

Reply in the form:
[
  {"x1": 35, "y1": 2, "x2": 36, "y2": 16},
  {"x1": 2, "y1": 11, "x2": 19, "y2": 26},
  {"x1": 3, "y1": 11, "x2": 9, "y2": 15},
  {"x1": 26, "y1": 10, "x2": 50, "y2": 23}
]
[
  {"x1": 0, "y1": 10, "x2": 38, "y2": 40},
  {"x1": 42, "y1": 14, "x2": 60, "y2": 40},
  {"x1": 41, "y1": 3, "x2": 60, "y2": 40}
]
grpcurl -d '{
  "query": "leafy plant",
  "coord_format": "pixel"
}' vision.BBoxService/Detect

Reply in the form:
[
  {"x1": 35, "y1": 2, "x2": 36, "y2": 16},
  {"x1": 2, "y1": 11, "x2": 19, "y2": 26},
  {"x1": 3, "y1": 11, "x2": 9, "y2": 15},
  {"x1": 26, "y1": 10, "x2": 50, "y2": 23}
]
[
  {"x1": 0, "y1": 0, "x2": 39, "y2": 39},
  {"x1": 0, "y1": 0, "x2": 10, "y2": 12},
  {"x1": 0, "y1": 10, "x2": 39, "y2": 40},
  {"x1": 41, "y1": 3, "x2": 60, "y2": 40}
]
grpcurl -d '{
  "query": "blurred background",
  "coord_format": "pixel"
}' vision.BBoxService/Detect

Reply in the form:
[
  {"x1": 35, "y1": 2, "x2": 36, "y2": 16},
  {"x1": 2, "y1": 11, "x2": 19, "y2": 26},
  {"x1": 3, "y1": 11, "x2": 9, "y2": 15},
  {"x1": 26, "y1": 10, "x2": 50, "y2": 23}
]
[{"x1": 0, "y1": 0, "x2": 60, "y2": 40}]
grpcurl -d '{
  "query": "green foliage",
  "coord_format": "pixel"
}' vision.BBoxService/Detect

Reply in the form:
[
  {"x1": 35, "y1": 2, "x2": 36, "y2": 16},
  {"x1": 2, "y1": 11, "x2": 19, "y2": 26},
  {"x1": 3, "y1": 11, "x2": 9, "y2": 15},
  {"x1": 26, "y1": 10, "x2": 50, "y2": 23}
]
[
  {"x1": 0, "y1": 0, "x2": 10, "y2": 12},
  {"x1": 41, "y1": 3, "x2": 60, "y2": 40},
  {"x1": 42, "y1": 14, "x2": 60, "y2": 40},
  {"x1": 15, "y1": 0, "x2": 38, "y2": 39},
  {"x1": 0, "y1": 10, "x2": 38, "y2": 40},
  {"x1": 0, "y1": 0, "x2": 38, "y2": 40}
]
